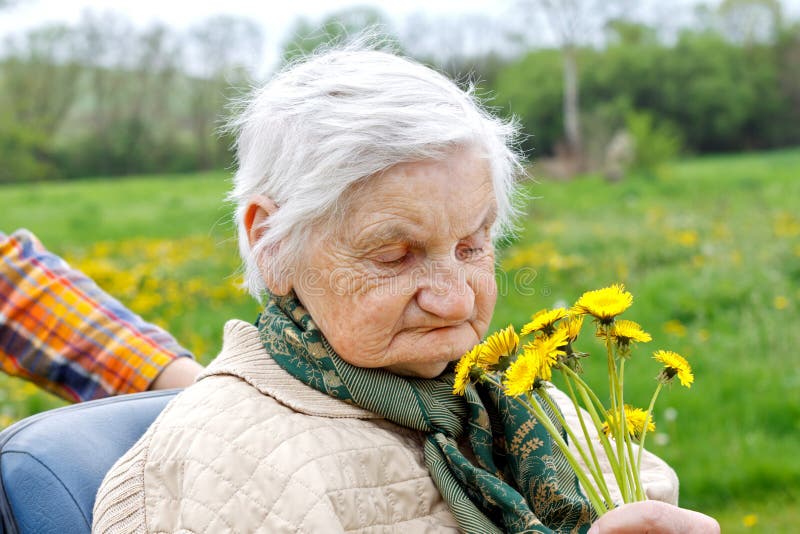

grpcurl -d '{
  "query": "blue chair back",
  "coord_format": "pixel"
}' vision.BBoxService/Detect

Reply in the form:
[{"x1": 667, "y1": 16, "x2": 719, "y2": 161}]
[{"x1": 0, "y1": 389, "x2": 178, "y2": 534}]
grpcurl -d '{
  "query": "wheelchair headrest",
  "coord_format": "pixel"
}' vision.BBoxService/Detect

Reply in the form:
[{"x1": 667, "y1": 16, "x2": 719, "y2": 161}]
[{"x1": 0, "y1": 389, "x2": 178, "y2": 534}]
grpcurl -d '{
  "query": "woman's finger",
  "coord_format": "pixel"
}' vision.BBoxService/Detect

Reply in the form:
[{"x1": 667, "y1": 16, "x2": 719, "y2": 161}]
[{"x1": 588, "y1": 501, "x2": 720, "y2": 534}]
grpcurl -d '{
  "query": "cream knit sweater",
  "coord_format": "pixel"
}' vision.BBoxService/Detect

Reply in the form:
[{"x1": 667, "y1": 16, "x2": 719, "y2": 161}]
[{"x1": 93, "y1": 320, "x2": 678, "y2": 533}]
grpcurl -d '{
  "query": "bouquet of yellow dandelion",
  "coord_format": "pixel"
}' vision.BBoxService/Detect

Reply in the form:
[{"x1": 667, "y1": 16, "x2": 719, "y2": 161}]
[{"x1": 453, "y1": 283, "x2": 694, "y2": 516}]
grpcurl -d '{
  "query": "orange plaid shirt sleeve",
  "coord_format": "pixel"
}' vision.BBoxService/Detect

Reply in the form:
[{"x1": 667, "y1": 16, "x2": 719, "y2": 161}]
[{"x1": 0, "y1": 229, "x2": 195, "y2": 402}]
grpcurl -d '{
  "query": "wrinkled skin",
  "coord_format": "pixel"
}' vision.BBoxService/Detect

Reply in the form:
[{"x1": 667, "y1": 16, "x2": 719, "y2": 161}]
[
  {"x1": 280, "y1": 149, "x2": 498, "y2": 378},
  {"x1": 244, "y1": 150, "x2": 720, "y2": 532},
  {"x1": 588, "y1": 501, "x2": 720, "y2": 533}
]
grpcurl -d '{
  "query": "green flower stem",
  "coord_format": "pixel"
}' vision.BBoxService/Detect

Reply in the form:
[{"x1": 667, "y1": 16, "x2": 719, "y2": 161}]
[
  {"x1": 604, "y1": 333, "x2": 618, "y2": 419},
  {"x1": 605, "y1": 332, "x2": 629, "y2": 501},
  {"x1": 560, "y1": 366, "x2": 624, "y2": 487},
  {"x1": 480, "y1": 375, "x2": 608, "y2": 516},
  {"x1": 539, "y1": 387, "x2": 614, "y2": 507},
  {"x1": 560, "y1": 372, "x2": 614, "y2": 506},
  {"x1": 636, "y1": 382, "x2": 664, "y2": 499},
  {"x1": 560, "y1": 366, "x2": 609, "y2": 419},
  {"x1": 623, "y1": 430, "x2": 641, "y2": 501},
  {"x1": 522, "y1": 391, "x2": 609, "y2": 516},
  {"x1": 617, "y1": 358, "x2": 640, "y2": 501}
]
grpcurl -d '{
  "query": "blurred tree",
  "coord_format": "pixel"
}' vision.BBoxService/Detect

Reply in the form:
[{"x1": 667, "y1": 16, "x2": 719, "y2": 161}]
[
  {"x1": 718, "y1": 0, "x2": 783, "y2": 45},
  {"x1": 401, "y1": 12, "x2": 523, "y2": 86},
  {"x1": 604, "y1": 19, "x2": 659, "y2": 46},
  {"x1": 493, "y1": 48, "x2": 564, "y2": 158},
  {"x1": 495, "y1": 16, "x2": 800, "y2": 158},
  {"x1": 0, "y1": 24, "x2": 83, "y2": 180},
  {"x1": 0, "y1": 24, "x2": 82, "y2": 134},
  {"x1": 280, "y1": 6, "x2": 398, "y2": 65},
  {"x1": 128, "y1": 24, "x2": 183, "y2": 171},
  {"x1": 517, "y1": 0, "x2": 634, "y2": 170},
  {"x1": 624, "y1": 110, "x2": 683, "y2": 177},
  {"x1": 73, "y1": 11, "x2": 137, "y2": 174},
  {"x1": 186, "y1": 15, "x2": 263, "y2": 169},
  {"x1": 0, "y1": 119, "x2": 59, "y2": 183},
  {"x1": 662, "y1": 31, "x2": 786, "y2": 150},
  {"x1": 776, "y1": 22, "x2": 800, "y2": 141}
]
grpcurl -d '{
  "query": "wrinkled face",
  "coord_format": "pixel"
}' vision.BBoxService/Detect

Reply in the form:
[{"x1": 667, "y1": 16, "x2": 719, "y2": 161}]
[{"x1": 291, "y1": 149, "x2": 498, "y2": 378}]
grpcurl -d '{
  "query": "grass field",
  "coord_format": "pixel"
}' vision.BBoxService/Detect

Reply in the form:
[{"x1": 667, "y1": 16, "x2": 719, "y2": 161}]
[{"x1": 1, "y1": 149, "x2": 799, "y2": 531}]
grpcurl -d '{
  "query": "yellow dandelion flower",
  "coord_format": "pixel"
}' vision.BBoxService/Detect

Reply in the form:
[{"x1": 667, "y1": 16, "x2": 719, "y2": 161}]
[
  {"x1": 653, "y1": 350, "x2": 694, "y2": 388},
  {"x1": 479, "y1": 324, "x2": 519, "y2": 368},
  {"x1": 602, "y1": 405, "x2": 655, "y2": 441},
  {"x1": 503, "y1": 348, "x2": 543, "y2": 396},
  {"x1": 521, "y1": 308, "x2": 567, "y2": 336},
  {"x1": 742, "y1": 514, "x2": 758, "y2": 528},
  {"x1": 572, "y1": 283, "x2": 633, "y2": 323},
  {"x1": 555, "y1": 314, "x2": 584, "y2": 342},
  {"x1": 530, "y1": 328, "x2": 569, "y2": 358},
  {"x1": 520, "y1": 329, "x2": 567, "y2": 382},
  {"x1": 607, "y1": 319, "x2": 652, "y2": 346},
  {"x1": 453, "y1": 345, "x2": 482, "y2": 396}
]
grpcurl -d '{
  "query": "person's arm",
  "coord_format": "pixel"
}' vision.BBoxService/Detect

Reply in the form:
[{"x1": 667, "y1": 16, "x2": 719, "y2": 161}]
[
  {"x1": 0, "y1": 229, "x2": 201, "y2": 402},
  {"x1": 150, "y1": 356, "x2": 204, "y2": 390}
]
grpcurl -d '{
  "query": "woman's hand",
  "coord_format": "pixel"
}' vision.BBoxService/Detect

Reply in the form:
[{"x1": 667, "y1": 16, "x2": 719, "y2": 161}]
[{"x1": 588, "y1": 501, "x2": 720, "y2": 533}]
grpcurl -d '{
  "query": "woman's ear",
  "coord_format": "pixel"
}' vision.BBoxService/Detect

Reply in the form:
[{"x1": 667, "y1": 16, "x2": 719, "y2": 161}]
[
  {"x1": 244, "y1": 195, "x2": 278, "y2": 247},
  {"x1": 243, "y1": 195, "x2": 292, "y2": 295}
]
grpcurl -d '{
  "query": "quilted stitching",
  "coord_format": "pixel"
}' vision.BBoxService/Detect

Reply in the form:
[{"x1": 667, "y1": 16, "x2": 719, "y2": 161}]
[
  {"x1": 93, "y1": 319, "x2": 676, "y2": 533},
  {"x1": 140, "y1": 376, "x2": 456, "y2": 532}
]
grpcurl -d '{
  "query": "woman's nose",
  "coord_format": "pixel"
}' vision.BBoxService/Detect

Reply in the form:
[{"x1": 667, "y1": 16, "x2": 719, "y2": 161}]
[{"x1": 416, "y1": 263, "x2": 475, "y2": 322}]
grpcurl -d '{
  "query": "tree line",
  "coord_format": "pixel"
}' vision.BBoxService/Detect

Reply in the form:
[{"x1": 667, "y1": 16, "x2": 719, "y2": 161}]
[{"x1": 1, "y1": 1, "x2": 798, "y2": 183}]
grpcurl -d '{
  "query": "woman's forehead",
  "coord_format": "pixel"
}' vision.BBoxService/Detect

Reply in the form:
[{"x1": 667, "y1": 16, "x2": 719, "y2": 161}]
[
  {"x1": 340, "y1": 156, "x2": 497, "y2": 248},
  {"x1": 346, "y1": 152, "x2": 497, "y2": 233}
]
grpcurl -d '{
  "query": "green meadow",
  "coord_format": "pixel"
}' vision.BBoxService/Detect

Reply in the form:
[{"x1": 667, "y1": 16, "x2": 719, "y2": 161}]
[{"x1": 1, "y1": 149, "x2": 798, "y2": 532}]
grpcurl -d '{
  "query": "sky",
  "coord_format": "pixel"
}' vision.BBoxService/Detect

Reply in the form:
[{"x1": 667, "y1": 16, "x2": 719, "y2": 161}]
[
  {"x1": 0, "y1": 0, "x2": 514, "y2": 67},
  {"x1": 2, "y1": 0, "x2": 799, "y2": 71},
  {"x1": 0, "y1": 0, "x2": 504, "y2": 33}
]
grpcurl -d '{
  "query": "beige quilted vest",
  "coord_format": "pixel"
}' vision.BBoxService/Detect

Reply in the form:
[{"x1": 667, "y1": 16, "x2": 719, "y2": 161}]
[{"x1": 93, "y1": 320, "x2": 678, "y2": 533}]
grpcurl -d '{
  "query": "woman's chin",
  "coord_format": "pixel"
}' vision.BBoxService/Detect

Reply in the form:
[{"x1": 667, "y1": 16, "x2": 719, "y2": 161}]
[
  {"x1": 378, "y1": 325, "x2": 479, "y2": 378},
  {"x1": 385, "y1": 361, "x2": 450, "y2": 379}
]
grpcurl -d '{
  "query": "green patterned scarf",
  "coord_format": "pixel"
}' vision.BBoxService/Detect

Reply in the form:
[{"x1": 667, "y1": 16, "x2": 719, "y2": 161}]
[{"x1": 257, "y1": 293, "x2": 596, "y2": 533}]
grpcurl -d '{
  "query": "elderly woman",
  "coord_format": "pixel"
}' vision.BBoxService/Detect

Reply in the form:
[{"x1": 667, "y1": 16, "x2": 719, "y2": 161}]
[{"x1": 93, "y1": 48, "x2": 717, "y2": 533}]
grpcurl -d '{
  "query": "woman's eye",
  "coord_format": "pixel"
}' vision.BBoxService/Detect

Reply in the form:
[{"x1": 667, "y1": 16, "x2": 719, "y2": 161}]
[
  {"x1": 456, "y1": 245, "x2": 484, "y2": 261},
  {"x1": 376, "y1": 250, "x2": 410, "y2": 266}
]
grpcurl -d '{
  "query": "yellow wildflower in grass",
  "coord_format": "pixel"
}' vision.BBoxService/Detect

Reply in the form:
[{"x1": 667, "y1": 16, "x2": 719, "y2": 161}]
[
  {"x1": 602, "y1": 405, "x2": 655, "y2": 441},
  {"x1": 521, "y1": 308, "x2": 567, "y2": 336},
  {"x1": 742, "y1": 514, "x2": 758, "y2": 528},
  {"x1": 572, "y1": 283, "x2": 633, "y2": 324},
  {"x1": 663, "y1": 319, "x2": 687, "y2": 337},
  {"x1": 607, "y1": 319, "x2": 652, "y2": 348},
  {"x1": 501, "y1": 242, "x2": 584, "y2": 272},
  {"x1": 673, "y1": 229, "x2": 699, "y2": 247},
  {"x1": 773, "y1": 212, "x2": 800, "y2": 237},
  {"x1": 555, "y1": 314, "x2": 584, "y2": 342},
  {"x1": 0, "y1": 414, "x2": 16, "y2": 429},
  {"x1": 479, "y1": 324, "x2": 519, "y2": 368},
  {"x1": 774, "y1": 296, "x2": 789, "y2": 310},
  {"x1": 453, "y1": 345, "x2": 482, "y2": 396},
  {"x1": 653, "y1": 350, "x2": 694, "y2": 388},
  {"x1": 503, "y1": 347, "x2": 546, "y2": 396}
]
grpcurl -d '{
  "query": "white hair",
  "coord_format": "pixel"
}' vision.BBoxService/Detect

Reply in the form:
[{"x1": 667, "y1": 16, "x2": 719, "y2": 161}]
[{"x1": 227, "y1": 45, "x2": 524, "y2": 299}]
